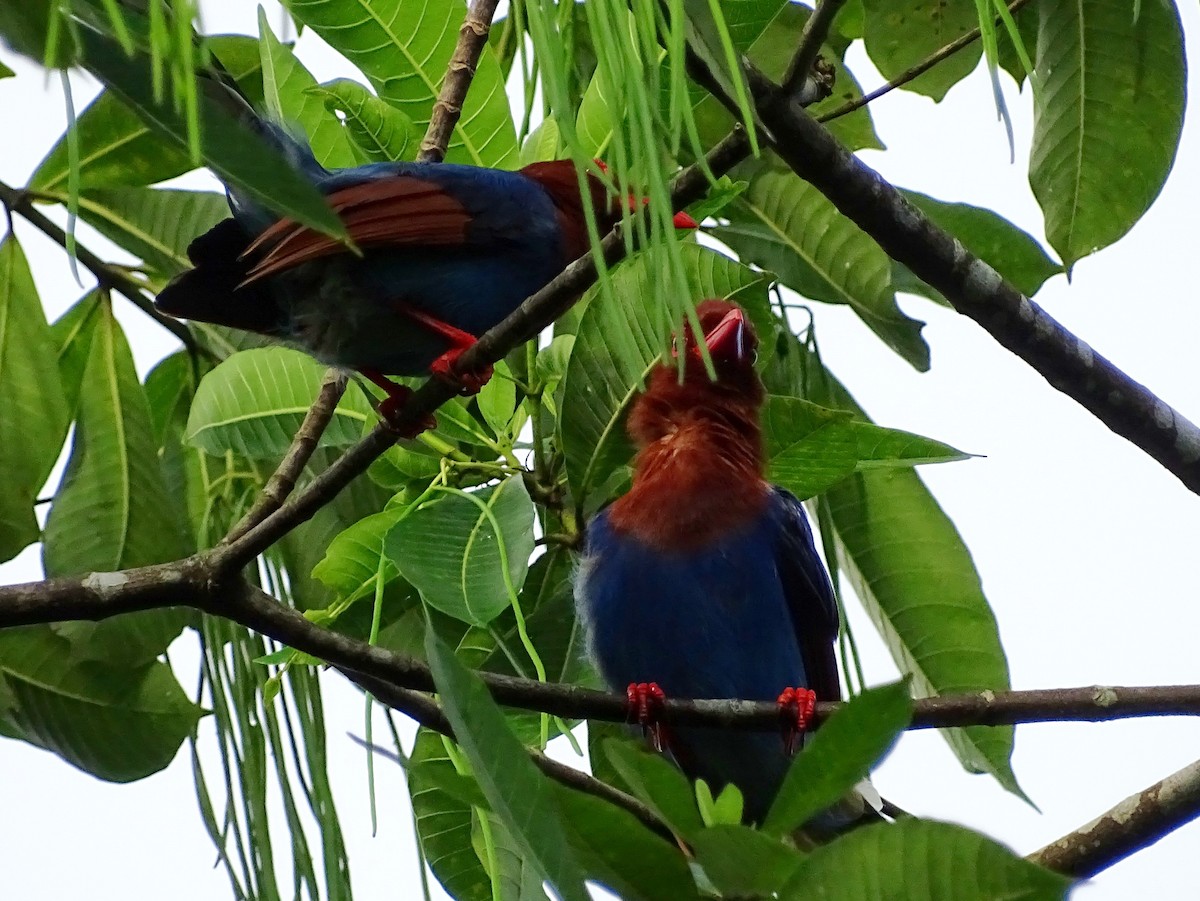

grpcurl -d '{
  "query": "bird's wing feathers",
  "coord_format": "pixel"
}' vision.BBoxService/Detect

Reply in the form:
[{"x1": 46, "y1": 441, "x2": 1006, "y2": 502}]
[
  {"x1": 773, "y1": 488, "x2": 842, "y2": 702},
  {"x1": 241, "y1": 177, "x2": 473, "y2": 284}
]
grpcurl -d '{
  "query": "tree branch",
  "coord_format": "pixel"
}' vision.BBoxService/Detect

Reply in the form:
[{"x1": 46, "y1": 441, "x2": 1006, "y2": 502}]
[
  {"x1": 781, "y1": 0, "x2": 848, "y2": 96},
  {"x1": 1030, "y1": 756, "x2": 1200, "y2": 878},
  {"x1": 416, "y1": 0, "x2": 502, "y2": 163},
  {"x1": 696, "y1": 68, "x2": 1200, "y2": 494},
  {"x1": 817, "y1": 0, "x2": 1035, "y2": 123},
  {"x1": 0, "y1": 178, "x2": 201, "y2": 353}
]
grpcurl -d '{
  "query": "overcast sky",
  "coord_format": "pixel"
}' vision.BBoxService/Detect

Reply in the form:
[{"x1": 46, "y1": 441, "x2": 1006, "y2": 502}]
[{"x1": 2, "y1": 3, "x2": 1200, "y2": 899}]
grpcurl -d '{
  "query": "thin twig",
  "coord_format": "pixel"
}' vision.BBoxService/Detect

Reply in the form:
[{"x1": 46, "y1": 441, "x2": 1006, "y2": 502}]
[
  {"x1": 416, "y1": 0, "x2": 502, "y2": 163},
  {"x1": 224, "y1": 370, "x2": 348, "y2": 543},
  {"x1": 781, "y1": 0, "x2": 848, "y2": 96},
  {"x1": 817, "y1": 0, "x2": 1036, "y2": 123},
  {"x1": 0, "y1": 178, "x2": 201, "y2": 352},
  {"x1": 1030, "y1": 756, "x2": 1200, "y2": 878}
]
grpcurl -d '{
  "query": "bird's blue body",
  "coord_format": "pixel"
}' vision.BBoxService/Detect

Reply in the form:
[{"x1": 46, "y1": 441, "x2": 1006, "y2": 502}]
[
  {"x1": 578, "y1": 488, "x2": 837, "y2": 822},
  {"x1": 573, "y1": 300, "x2": 841, "y2": 825}
]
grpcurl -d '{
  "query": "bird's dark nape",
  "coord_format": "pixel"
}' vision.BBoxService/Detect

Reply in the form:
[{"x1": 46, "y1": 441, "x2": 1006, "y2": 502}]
[{"x1": 155, "y1": 218, "x2": 283, "y2": 336}]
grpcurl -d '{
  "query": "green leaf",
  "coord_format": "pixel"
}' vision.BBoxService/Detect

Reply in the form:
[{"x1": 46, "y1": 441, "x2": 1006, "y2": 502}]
[
  {"x1": 76, "y1": 27, "x2": 346, "y2": 241},
  {"x1": 763, "y1": 681, "x2": 911, "y2": 835},
  {"x1": 186, "y1": 348, "x2": 373, "y2": 459},
  {"x1": 778, "y1": 819, "x2": 1071, "y2": 900},
  {"x1": 0, "y1": 626, "x2": 201, "y2": 782},
  {"x1": 1030, "y1": 0, "x2": 1185, "y2": 270},
  {"x1": 312, "y1": 507, "x2": 406, "y2": 599},
  {"x1": 143, "y1": 351, "x2": 207, "y2": 556},
  {"x1": 561, "y1": 245, "x2": 773, "y2": 504},
  {"x1": 520, "y1": 117, "x2": 563, "y2": 166},
  {"x1": 42, "y1": 300, "x2": 188, "y2": 665},
  {"x1": 861, "y1": 0, "x2": 981, "y2": 101},
  {"x1": 715, "y1": 164, "x2": 928, "y2": 370},
  {"x1": 281, "y1": 0, "x2": 518, "y2": 168},
  {"x1": 313, "y1": 78, "x2": 419, "y2": 163},
  {"x1": 764, "y1": 395, "x2": 971, "y2": 499},
  {"x1": 408, "y1": 729, "x2": 493, "y2": 901},
  {"x1": 28, "y1": 90, "x2": 194, "y2": 193},
  {"x1": 898, "y1": 190, "x2": 1062, "y2": 299},
  {"x1": 0, "y1": 237, "x2": 69, "y2": 563},
  {"x1": 0, "y1": 4, "x2": 75, "y2": 67},
  {"x1": 425, "y1": 628, "x2": 591, "y2": 901},
  {"x1": 809, "y1": 366, "x2": 1022, "y2": 798},
  {"x1": 61, "y1": 188, "x2": 228, "y2": 278},
  {"x1": 50, "y1": 291, "x2": 104, "y2": 419},
  {"x1": 257, "y1": 10, "x2": 358, "y2": 169},
  {"x1": 476, "y1": 360, "x2": 517, "y2": 438},
  {"x1": 0, "y1": 59, "x2": 14, "y2": 79},
  {"x1": 690, "y1": 825, "x2": 803, "y2": 899},
  {"x1": 387, "y1": 477, "x2": 535, "y2": 626},
  {"x1": 603, "y1": 739, "x2": 706, "y2": 841},
  {"x1": 696, "y1": 781, "x2": 744, "y2": 826}
]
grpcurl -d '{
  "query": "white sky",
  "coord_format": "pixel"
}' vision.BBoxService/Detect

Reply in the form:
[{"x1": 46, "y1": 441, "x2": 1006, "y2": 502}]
[{"x1": 3, "y1": 2, "x2": 1200, "y2": 899}]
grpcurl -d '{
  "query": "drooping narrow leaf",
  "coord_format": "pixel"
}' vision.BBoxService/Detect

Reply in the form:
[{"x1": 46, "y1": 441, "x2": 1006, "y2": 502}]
[
  {"x1": 1030, "y1": 0, "x2": 1185, "y2": 270},
  {"x1": 763, "y1": 681, "x2": 911, "y2": 835},
  {"x1": 186, "y1": 348, "x2": 373, "y2": 459},
  {"x1": 715, "y1": 164, "x2": 928, "y2": 370},
  {"x1": 0, "y1": 626, "x2": 202, "y2": 782},
  {"x1": 425, "y1": 629, "x2": 591, "y2": 901},
  {"x1": 42, "y1": 300, "x2": 188, "y2": 665},
  {"x1": 778, "y1": 819, "x2": 1071, "y2": 900},
  {"x1": 281, "y1": 0, "x2": 518, "y2": 168},
  {"x1": 387, "y1": 477, "x2": 536, "y2": 626},
  {"x1": 0, "y1": 237, "x2": 69, "y2": 562}
]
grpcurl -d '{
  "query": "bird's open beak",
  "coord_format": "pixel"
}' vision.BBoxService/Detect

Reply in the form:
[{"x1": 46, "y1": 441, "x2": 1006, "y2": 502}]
[{"x1": 703, "y1": 306, "x2": 749, "y2": 364}]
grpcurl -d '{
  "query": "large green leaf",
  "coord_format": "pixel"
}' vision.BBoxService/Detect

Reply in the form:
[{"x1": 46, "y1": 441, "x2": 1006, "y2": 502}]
[
  {"x1": 50, "y1": 291, "x2": 104, "y2": 420},
  {"x1": 861, "y1": 0, "x2": 980, "y2": 101},
  {"x1": 804, "y1": 363, "x2": 1021, "y2": 797},
  {"x1": 387, "y1": 477, "x2": 536, "y2": 626},
  {"x1": 0, "y1": 237, "x2": 69, "y2": 562},
  {"x1": 763, "y1": 681, "x2": 911, "y2": 835},
  {"x1": 28, "y1": 90, "x2": 194, "y2": 193},
  {"x1": 560, "y1": 245, "x2": 773, "y2": 505},
  {"x1": 312, "y1": 508, "x2": 406, "y2": 600},
  {"x1": 778, "y1": 819, "x2": 1071, "y2": 899},
  {"x1": 143, "y1": 352, "x2": 208, "y2": 555},
  {"x1": 257, "y1": 10, "x2": 358, "y2": 169},
  {"x1": 763, "y1": 395, "x2": 970, "y2": 499},
  {"x1": 895, "y1": 190, "x2": 1062, "y2": 302},
  {"x1": 603, "y1": 739, "x2": 706, "y2": 842},
  {"x1": 313, "y1": 78, "x2": 420, "y2": 163},
  {"x1": 690, "y1": 825, "x2": 803, "y2": 899},
  {"x1": 281, "y1": 0, "x2": 518, "y2": 168},
  {"x1": 42, "y1": 300, "x2": 188, "y2": 666},
  {"x1": 186, "y1": 348, "x2": 373, "y2": 459},
  {"x1": 63, "y1": 188, "x2": 228, "y2": 278},
  {"x1": 426, "y1": 629, "x2": 591, "y2": 901},
  {"x1": 1029, "y1": 0, "x2": 1185, "y2": 270},
  {"x1": 76, "y1": 27, "x2": 346, "y2": 240},
  {"x1": 715, "y1": 164, "x2": 928, "y2": 370},
  {"x1": 0, "y1": 627, "x2": 201, "y2": 782},
  {"x1": 409, "y1": 728, "x2": 493, "y2": 901}
]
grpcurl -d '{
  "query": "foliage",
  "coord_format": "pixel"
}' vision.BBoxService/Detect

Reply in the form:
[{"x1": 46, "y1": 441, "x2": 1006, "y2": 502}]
[{"x1": 0, "y1": 0, "x2": 1189, "y2": 897}]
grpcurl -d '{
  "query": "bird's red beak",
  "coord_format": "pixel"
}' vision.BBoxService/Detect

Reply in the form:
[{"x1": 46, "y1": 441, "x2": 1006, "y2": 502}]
[
  {"x1": 622, "y1": 194, "x2": 699, "y2": 229},
  {"x1": 703, "y1": 306, "x2": 750, "y2": 365}
]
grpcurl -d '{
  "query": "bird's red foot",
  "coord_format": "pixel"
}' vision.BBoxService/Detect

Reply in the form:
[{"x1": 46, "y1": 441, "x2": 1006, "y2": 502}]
[
  {"x1": 777, "y1": 687, "x2": 817, "y2": 755},
  {"x1": 429, "y1": 345, "x2": 494, "y2": 396},
  {"x1": 626, "y1": 681, "x2": 667, "y2": 752},
  {"x1": 360, "y1": 369, "x2": 436, "y2": 438}
]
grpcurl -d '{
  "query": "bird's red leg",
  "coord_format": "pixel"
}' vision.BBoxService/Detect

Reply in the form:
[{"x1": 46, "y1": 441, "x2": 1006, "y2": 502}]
[
  {"x1": 359, "y1": 367, "x2": 436, "y2": 438},
  {"x1": 777, "y1": 687, "x2": 817, "y2": 755},
  {"x1": 390, "y1": 301, "x2": 494, "y2": 396},
  {"x1": 626, "y1": 682, "x2": 668, "y2": 752}
]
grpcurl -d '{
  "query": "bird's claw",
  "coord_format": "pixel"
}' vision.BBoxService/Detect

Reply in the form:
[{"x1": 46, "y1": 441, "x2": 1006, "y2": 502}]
[
  {"x1": 626, "y1": 681, "x2": 667, "y2": 752},
  {"x1": 430, "y1": 347, "x2": 493, "y2": 396},
  {"x1": 777, "y1": 686, "x2": 817, "y2": 755}
]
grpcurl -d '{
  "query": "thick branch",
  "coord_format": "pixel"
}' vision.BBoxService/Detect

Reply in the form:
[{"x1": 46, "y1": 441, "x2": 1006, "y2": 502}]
[
  {"x1": 1030, "y1": 756, "x2": 1200, "y2": 878},
  {"x1": 416, "y1": 0, "x2": 501, "y2": 163},
  {"x1": 709, "y1": 77, "x2": 1200, "y2": 493},
  {"x1": 0, "y1": 179, "x2": 200, "y2": 352}
]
